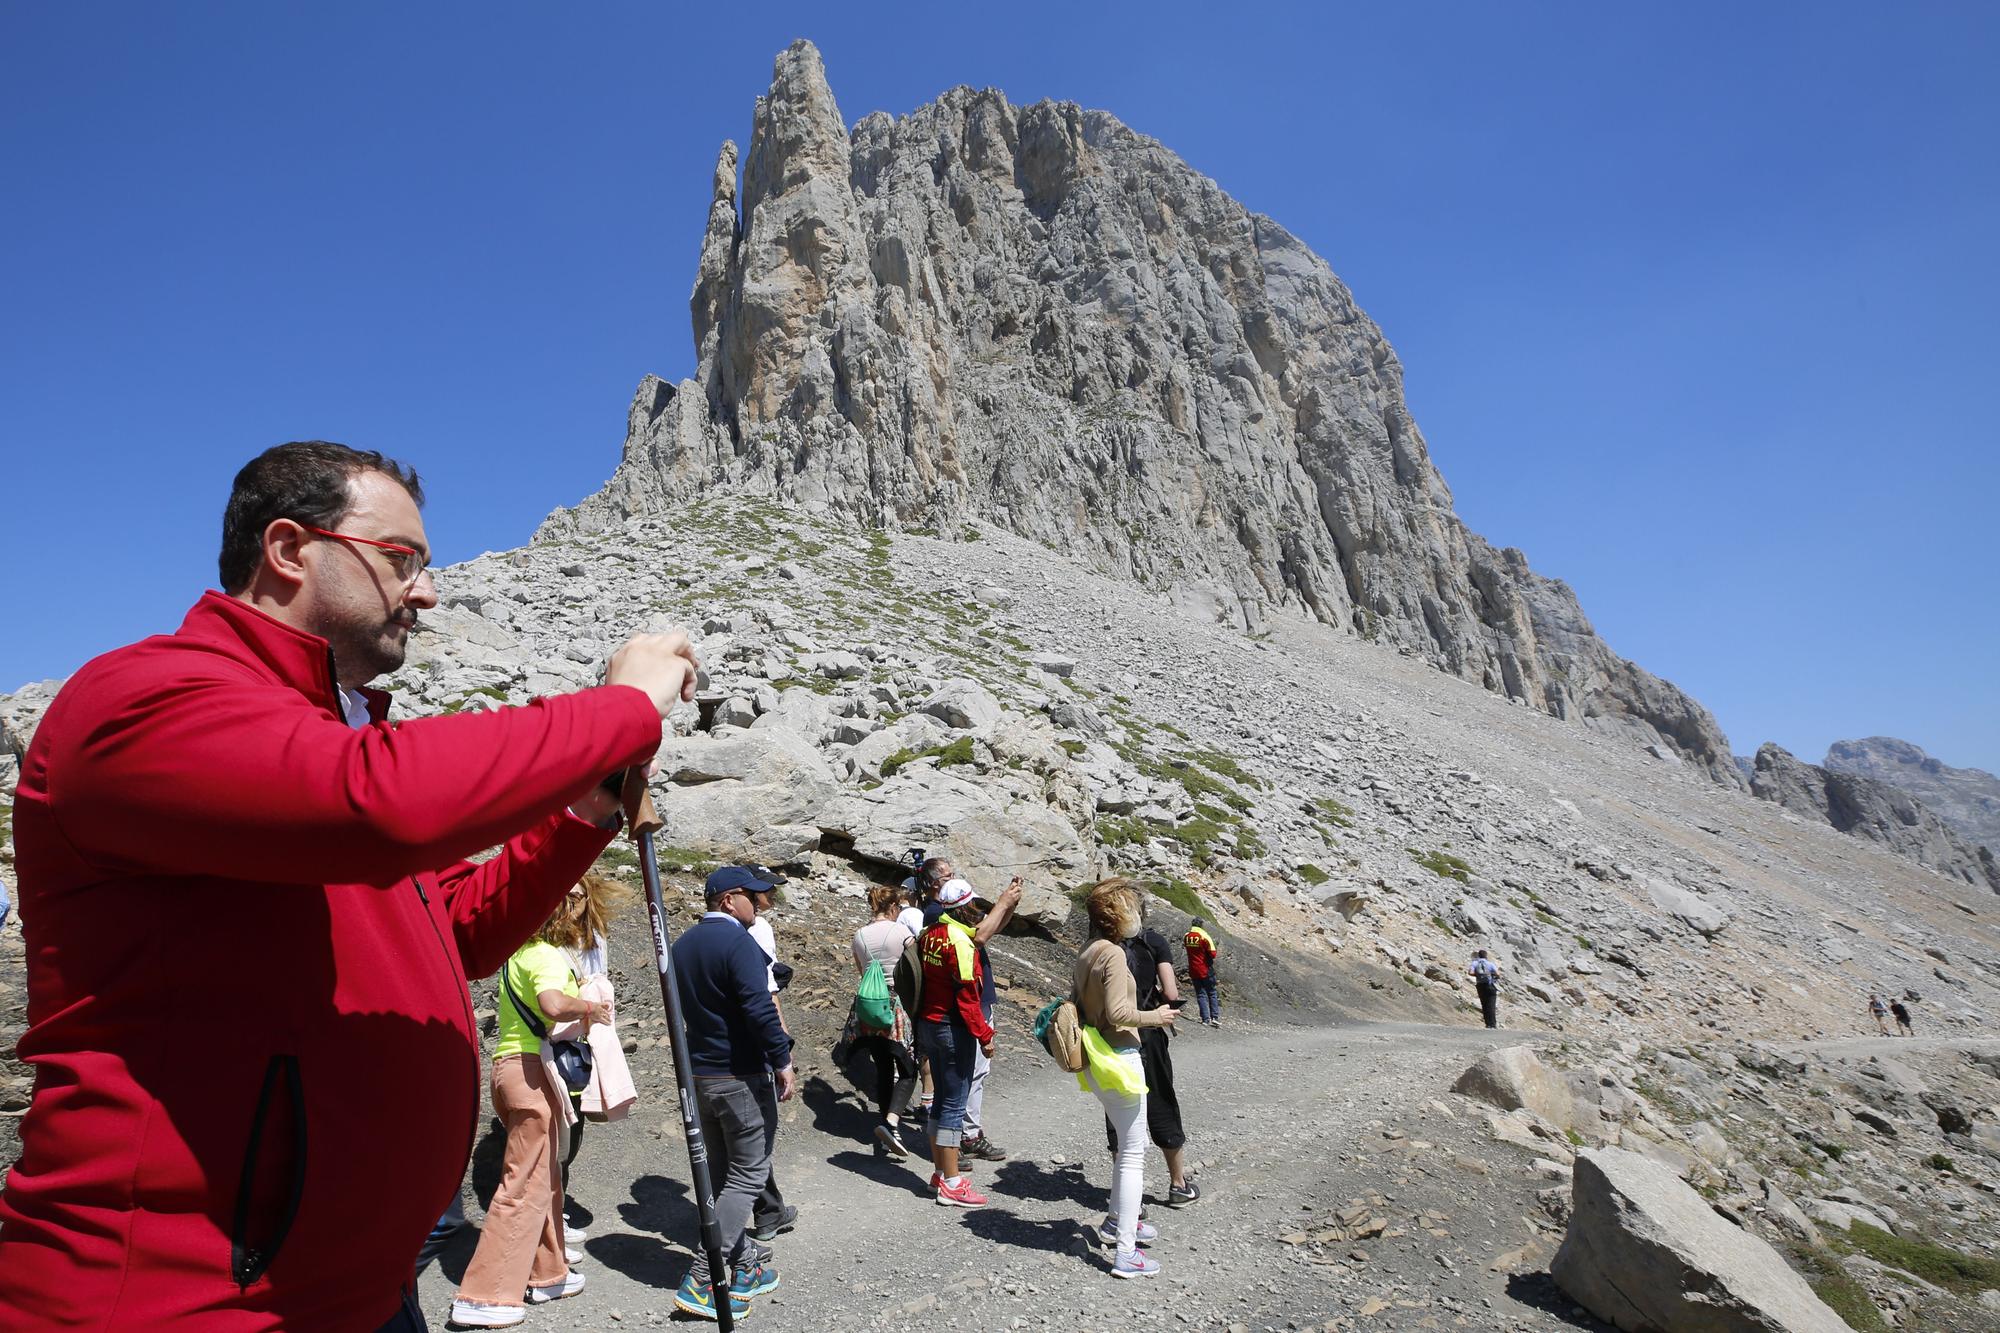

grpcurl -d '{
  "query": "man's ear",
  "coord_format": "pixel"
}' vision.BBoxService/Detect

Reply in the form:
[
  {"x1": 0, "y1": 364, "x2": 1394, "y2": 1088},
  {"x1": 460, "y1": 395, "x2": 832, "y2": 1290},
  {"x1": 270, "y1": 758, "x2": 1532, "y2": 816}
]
[{"x1": 261, "y1": 519, "x2": 311, "y2": 590}]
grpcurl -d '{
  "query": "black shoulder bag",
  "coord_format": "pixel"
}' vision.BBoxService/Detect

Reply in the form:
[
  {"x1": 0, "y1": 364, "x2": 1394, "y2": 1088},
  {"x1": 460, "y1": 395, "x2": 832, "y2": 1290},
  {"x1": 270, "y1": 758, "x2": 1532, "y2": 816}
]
[{"x1": 501, "y1": 965, "x2": 595, "y2": 1092}]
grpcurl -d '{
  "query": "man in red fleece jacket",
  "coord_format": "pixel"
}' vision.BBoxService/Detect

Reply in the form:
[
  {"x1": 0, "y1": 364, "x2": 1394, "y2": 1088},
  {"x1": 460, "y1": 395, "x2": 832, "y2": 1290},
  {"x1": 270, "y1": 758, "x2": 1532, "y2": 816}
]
[{"x1": 0, "y1": 442, "x2": 694, "y2": 1332}]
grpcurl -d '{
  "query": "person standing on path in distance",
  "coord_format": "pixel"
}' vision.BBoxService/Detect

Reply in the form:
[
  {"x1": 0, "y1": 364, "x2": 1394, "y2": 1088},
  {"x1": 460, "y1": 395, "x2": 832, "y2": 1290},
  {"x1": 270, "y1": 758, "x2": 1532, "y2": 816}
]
[
  {"x1": 449, "y1": 906, "x2": 609, "y2": 1327},
  {"x1": 1183, "y1": 918, "x2": 1221, "y2": 1027},
  {"x1": 1076, "y1": 879, "x2": 1180, "y2": 1278},
  {"x1": 921, "y1": 868, "x2": 1023, "y2": 1162},
  {"x1": 1468, "y1": 949, "x2": 1503, "y2": 1030},
  {"x1": 915, "y1": 879, "x2": 997, "y2": 1206},
  {"x1": 1107, "y1": 902, "x2": 1201, "y2": 1208},
  {"x1": 741, "y1": 868, "x2": 800, "y2": 1245},
  {"x1": 0, "y1": 441, "x2": 694, "y2": 1332},
  {"x1": 669, "y1": 868, "x2": 796, "y2": 1322},
  {"x1": 1890, "y1": 999, "x2": 1915, "y2": 1037},
  {"x1": 851, "y1": 884, "x2": 921, "y2": 1158},
  {"x1": 1868, "y1": 994, "x2": 1890, "y2": 1035}
]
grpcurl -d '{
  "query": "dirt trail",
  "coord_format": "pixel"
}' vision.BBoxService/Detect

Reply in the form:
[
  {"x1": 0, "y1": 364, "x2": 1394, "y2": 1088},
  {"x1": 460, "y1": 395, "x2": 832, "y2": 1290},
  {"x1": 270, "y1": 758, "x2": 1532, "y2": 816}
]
[{"x1": 418, "y1": 1016, "x2": 1607, "y2": 1331}]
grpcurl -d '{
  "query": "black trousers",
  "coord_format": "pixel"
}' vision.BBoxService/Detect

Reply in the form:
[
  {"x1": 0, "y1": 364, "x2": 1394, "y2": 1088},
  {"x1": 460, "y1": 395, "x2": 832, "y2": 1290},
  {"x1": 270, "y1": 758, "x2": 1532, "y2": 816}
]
[
  {"x1": 373, "y1": 1285, "x2": 426, "y2": 1332},
  {"x1": 1478, "y1": 983, "x2": 1499, "y2": 1030}
]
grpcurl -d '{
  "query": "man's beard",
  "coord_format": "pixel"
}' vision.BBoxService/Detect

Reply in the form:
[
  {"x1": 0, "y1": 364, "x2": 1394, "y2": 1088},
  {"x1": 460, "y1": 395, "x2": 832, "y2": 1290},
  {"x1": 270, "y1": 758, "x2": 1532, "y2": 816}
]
[{"x1": 325, "y1": 609, "x2": 416, "y2": 685}]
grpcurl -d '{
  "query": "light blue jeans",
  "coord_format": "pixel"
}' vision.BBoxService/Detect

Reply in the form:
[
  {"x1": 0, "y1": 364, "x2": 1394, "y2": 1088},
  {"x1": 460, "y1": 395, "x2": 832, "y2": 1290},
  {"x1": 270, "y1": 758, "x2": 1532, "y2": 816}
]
[{"x1": 918, "y1": 1019, "x2": 979, "y2": 1148}]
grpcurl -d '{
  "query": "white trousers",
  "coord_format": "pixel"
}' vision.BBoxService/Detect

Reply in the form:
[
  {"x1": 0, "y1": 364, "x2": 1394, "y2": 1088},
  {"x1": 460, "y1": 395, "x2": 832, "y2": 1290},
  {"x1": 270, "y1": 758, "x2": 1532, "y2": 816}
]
[
  {"x1": 1087, "y1": 1048, "x2": 1147, "y2": 1257},
  {"x1": 963, "y1": 1045, "x2": 990, "y2": 1138}
]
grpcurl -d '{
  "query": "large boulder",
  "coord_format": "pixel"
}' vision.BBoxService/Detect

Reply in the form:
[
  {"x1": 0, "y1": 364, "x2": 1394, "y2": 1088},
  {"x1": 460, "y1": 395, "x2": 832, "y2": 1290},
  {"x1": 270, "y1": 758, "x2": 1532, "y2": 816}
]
[
  {"x1": 1553, "y1": 1149, "x2": 1849, "y2": 1333},
  {"x1": 651, "y1": 727, "x2": 838, "y2": 866},
  {"x1": 1645, "y1": 877, "x2": 1732, "y2": 938},
  {"x1": 1452, "y1": 1046, "x2": 1576, "y2": 1131},
  {"x1": 821, "y1": 767, "x2": 1095, "y2": 928},
  {"x1": 919, "y1": 677, "x2": 1003, "y2": 731},
  {"x1": 845, "y1": 712, "x2": 955, "y2": 781}
]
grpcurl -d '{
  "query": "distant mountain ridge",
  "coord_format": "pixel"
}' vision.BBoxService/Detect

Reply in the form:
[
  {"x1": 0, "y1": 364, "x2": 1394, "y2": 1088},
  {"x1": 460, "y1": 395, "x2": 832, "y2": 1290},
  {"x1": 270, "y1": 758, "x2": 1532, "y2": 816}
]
[
  {"x1": 1749, "y1": 742, "x2": 2000, "y2": 894},
  {"x1": 544, "y1": 39, "x2": 1741, "y2": 786},
  {"x1": 1824, "y1": 737, "x2": 2000, "y2": 856}
]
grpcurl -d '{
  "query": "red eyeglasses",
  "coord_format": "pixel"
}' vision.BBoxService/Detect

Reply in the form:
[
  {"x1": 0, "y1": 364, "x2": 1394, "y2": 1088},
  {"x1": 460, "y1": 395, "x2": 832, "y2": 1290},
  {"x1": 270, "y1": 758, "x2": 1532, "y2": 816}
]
[{"x1": 304, "y1": 527, "x2": 433, "y2": 588}]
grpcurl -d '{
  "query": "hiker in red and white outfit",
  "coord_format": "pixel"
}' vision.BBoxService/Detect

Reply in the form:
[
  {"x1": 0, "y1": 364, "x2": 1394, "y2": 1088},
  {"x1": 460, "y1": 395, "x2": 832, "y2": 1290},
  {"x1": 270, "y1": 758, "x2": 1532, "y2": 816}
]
[
  {"x1": 914, "y1": 879, "x2": 995, "y2": 1207},
  {"x1": 1183, "y1": 918, "x2": 1221, "y2": 1027},
  {"x1": 0, "y1": 441, "x2": 697, "y2": 1332}
]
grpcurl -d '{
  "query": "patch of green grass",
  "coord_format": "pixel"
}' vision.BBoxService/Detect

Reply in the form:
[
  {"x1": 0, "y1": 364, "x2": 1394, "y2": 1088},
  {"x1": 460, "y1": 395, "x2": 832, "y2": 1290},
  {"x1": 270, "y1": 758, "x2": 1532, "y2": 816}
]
[
  {"x1": 1430, "y1": 914, "x2": 1455, "y2": 936},
  {"x1": 1409, "y1": 848, "x2": 1472, "y2": 882},
  {"x1": 1184, "y1": 749, "x2": 1264, "y2": 790},
  {"x1": 646, "y1": 845, "x2": 715, "y2": 875},
  {"x1": 1297, "y1": 863, "x2": 1330, "y2": 886},
  {"x1": 1311, "y1": 796, "x2": 1355, "y2": 828},
  {"x1": 881, "y1": 735, "x2": 976, "y2": 778},
  {"x1": 1058, "y1": 739, "x2": 1087, "y2": 757},
  {"x1": 1574, "y1": 934, "x2": 1594, "y2": 951},
  {"x1": 1148, "y1": 879, "x2": 1205, "y2": 917},
  {"x1": 1924, "y1": 1153, "x2": 1955, "y2": 1173},
  {"x1": 1095, "y1": 816, "x2": 1152, "y2": 849},
  {"x1": 1132, "y1": 753, "x2": 1253, "y2": 813},
  {"x1": 1564, "y1": 1128, "x2": 1584, "y2": 1147},
  {"x1": 1835, "y1": 1222, "x2": 2000, "y2": 1297}
]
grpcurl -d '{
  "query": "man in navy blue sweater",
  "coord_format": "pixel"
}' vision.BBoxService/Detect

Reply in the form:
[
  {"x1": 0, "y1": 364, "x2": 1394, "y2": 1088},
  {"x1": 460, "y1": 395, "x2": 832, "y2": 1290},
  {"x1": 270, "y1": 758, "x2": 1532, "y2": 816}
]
[{"x1": 670, "y1": 867, "x2": 797, "y2": 1321}]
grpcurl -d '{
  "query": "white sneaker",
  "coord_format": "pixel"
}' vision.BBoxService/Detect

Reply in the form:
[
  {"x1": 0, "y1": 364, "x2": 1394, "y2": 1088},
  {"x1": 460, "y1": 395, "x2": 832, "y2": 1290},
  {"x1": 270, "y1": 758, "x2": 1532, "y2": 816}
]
[
  {"x1": 527, "y1": 1270, "x2": 586, "y2": 1303},
  {"x1": 565, "y1": 1245, "x2": 584, "y2": 1265},
  {"x1": 448, "y1": 1299, "x2": 526, "y2": 1328},
  {"x1": 563, "y1": 1222, "x2": 589, "y2": 1246}
]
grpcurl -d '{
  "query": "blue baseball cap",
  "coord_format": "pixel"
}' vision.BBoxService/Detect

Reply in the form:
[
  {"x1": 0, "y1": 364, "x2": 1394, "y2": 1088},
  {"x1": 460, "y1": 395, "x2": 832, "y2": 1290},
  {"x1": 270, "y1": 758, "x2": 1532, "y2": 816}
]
[{"x1": 703, "y1": 866, "x2": 772, "y2": 902}]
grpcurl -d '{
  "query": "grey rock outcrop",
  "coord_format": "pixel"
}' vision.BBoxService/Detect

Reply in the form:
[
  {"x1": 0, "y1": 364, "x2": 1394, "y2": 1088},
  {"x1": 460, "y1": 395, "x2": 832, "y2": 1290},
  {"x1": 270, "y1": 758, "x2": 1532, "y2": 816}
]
[
  {"x1": 1552, "y1": 1148, "x2": 1849, "y2": 1333},
  {"x1": 1452, "y1": 1046, "x2": 1577, "y2": 1131},
  {"x1": 1824, "y1": 737, "x2": 2000, "y2": 857},
  {"x1": 1750, "y1": 743, "x2": 2000, "y2": 892},
  {"x1": 545, "y1": 39, "x2": 1740, "y2": 786}
]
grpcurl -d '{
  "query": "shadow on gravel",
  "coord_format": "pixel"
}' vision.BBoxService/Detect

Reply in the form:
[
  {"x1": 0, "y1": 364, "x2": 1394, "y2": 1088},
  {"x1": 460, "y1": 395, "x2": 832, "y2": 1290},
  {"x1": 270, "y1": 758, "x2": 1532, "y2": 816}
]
[
  {"x1": 801, "y1": 1073, "x2": 878, "y2": 1142},
  {"x1": 1504, "y1": 1271, "x2": 1612, "y2": 1329},
  {"x1": 586, "y1": 1231, "x2": 689, "y2": 1289},
  {"x1": 959, "y1": 1207, "x2": 1091, "y2": 1258},
  {"x1": 990, "y1": 1159, "x2": 1102, "y2": 1210},
  {"x1": 420, "y1": 1219, "x2": 479, "y2": 1286},
  {"x1": 826, "y1": 1149, "x2": 928, "y2": 1197},
  {"x1": 620, "y1": 1173, "x2": 701, "y2": 1242}
]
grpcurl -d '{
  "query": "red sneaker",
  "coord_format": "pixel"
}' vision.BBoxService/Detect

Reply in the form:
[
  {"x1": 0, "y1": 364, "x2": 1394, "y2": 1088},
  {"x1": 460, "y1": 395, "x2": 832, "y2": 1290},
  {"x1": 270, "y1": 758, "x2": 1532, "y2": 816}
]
[{"x1": 935, "y1": 1176, "x2": 988, "y2": 1208}]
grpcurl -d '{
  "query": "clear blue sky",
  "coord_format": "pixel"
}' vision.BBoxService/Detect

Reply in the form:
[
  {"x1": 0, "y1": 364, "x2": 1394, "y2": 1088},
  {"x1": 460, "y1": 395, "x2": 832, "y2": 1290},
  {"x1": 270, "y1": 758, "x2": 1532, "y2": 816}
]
[{"x1": 4, "y1": 4, "x2": 1996, "y2": 773}]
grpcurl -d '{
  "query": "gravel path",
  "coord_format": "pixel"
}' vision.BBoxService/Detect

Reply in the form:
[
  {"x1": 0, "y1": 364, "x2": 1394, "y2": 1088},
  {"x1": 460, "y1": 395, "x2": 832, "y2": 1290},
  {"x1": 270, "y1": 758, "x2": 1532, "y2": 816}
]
[{"x1": 417, "y1": 1017, "x2": 1608, "y2": 1331}]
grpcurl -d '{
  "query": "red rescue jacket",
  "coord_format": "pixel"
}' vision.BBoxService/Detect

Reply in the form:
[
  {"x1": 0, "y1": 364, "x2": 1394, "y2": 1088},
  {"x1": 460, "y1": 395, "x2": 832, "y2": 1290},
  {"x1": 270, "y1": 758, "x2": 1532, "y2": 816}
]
[
  {"x1": 914, "y1": 917, "x2": 993, "y2": 1043},
  {"x1": 0, "y1": 593, "x2": 661, "y2": 1330}
]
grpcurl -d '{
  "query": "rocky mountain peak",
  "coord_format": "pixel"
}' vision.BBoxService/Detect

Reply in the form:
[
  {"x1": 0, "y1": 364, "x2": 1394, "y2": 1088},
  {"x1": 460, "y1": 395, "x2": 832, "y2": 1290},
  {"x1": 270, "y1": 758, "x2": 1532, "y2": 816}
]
[
  {"x1": 545, "y1": 39, "x2": 1742, "y2": 786},
  {"x1": 1824, "y1": 736, "x2": 2000, "y2": 855},
  {"x1": 1749, "y1": 741, "x2": 2000, "y2": 892}
]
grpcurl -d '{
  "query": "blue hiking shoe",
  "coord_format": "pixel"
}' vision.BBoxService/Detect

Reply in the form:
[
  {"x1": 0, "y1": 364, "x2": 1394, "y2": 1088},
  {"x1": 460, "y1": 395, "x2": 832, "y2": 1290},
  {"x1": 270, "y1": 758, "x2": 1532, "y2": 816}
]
[
  {"x1": 732, "y1": 1261, "x2": 781, "y2": 1299},
  {"x1": 673, "y1": 1275, "x2": 751, "y2": 1321}
]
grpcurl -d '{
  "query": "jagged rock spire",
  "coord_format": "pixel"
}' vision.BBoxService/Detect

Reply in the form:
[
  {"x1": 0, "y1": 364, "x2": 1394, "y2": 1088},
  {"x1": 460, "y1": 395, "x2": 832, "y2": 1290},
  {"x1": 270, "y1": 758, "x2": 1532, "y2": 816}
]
[{"x1": 560, "y1": 40, "x2": 1742, "y2": 784}]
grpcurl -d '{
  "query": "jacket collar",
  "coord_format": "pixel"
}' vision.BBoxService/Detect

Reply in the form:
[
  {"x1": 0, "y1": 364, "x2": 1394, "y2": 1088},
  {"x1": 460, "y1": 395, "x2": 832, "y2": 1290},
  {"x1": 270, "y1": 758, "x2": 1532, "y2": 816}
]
[{"x1": 175, "y1": 591, "x2": 390, "y2": 720}]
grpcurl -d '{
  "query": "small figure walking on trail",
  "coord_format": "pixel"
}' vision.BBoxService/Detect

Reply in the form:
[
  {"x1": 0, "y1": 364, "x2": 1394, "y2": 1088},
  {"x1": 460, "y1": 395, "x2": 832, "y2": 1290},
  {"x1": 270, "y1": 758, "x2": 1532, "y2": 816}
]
[
  {"x1": 1469, "y1": 950, "x2": 1503, "y2": 1030},
  {"x1": 1890, "y1": 999, "x2": 1914, "y2": 1037},
  {"x1": 1868, "y1": 994, "x2": 1890, "y2": 1035},
  {"x1": 1183, "y1": 918, "x2": 1221, "y2": 1027}
]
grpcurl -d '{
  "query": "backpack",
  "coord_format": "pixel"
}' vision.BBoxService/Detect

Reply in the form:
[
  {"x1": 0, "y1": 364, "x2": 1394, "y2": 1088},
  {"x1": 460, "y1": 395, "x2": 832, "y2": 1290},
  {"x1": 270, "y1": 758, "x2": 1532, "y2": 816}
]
[
  {"x1": 1034, "y1": 997, "x2": 1086, "y2": 1073},
  {"x1": 855, "y1": 960, "x2": 896, "y2": 1030},
  {"x1": 892, "y1": 930, "x2": 925, "y2": 1018}
]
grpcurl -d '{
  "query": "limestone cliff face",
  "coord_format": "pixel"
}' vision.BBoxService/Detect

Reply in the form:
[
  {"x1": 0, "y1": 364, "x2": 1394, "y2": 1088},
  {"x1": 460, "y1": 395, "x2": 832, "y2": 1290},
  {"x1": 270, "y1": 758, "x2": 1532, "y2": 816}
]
[
  {"x1": 1751, "y1": 743, "x2": 2000, "y2": 893},
  {"x1": 547, "y1": 40, "x2": 1739, "y2": 785},
  {"x1": 1824, "y1": 737, "x2": 2000, "y2": 856}
]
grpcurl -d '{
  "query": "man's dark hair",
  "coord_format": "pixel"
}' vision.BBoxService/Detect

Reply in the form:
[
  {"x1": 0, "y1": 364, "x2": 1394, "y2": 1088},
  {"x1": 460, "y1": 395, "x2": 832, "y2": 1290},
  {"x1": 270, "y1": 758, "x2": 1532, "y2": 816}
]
[{"x1": 218, "y1": 441, "x2": 424, "y2": 593}]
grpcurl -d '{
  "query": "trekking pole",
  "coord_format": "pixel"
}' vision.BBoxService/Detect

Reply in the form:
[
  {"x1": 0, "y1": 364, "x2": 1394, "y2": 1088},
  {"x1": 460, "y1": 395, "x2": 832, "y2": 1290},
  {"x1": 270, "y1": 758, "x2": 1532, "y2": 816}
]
[{"x1": 622, "y1": 770, "x2": 735, "y2": 1331}]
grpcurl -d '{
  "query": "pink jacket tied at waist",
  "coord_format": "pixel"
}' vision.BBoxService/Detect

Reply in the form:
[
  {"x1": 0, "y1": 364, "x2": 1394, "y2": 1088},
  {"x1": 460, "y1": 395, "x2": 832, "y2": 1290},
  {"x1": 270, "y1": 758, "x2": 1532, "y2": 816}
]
[{"x1": 550, "y1": 976, "x2": 635, "y2": 1121}]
